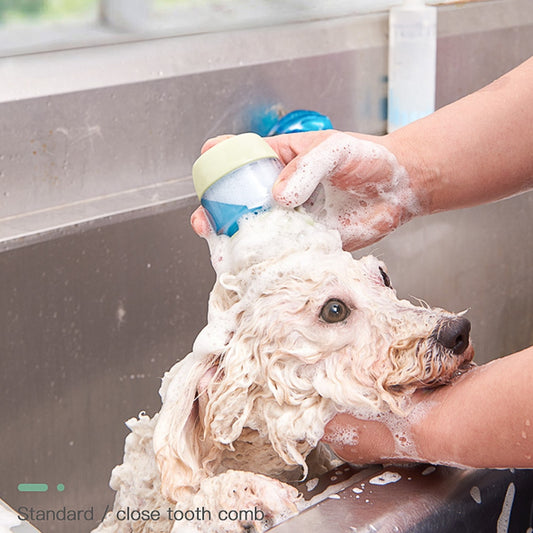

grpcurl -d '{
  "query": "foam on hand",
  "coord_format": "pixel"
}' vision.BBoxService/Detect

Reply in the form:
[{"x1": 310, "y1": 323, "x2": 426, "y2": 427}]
[
  {"x1": 275, "y1": 133, "x2": 421, "y2": 249},
  {"x1": 322, "y1": 423, "x2": 360, "y2": 448}
]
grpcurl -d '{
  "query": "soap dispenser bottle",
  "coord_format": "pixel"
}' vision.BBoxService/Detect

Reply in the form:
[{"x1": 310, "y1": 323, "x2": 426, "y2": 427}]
[
  {"x1": 192, "y1": 133, "x2": 283, "y2": 237},
  {"x1": 387, "y1": 0, "x2": 437, "y2": 132}
]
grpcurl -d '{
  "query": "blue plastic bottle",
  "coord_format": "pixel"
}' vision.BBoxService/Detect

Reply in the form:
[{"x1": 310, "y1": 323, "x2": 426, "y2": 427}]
[{"x1": 192, "y1": 133, "x2": 283, "y2": 236}]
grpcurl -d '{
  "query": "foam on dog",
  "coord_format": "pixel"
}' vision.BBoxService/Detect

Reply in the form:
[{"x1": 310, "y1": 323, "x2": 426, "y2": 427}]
[{"x1": 94, "y1": 207, "x2": 473, "y2": 533}]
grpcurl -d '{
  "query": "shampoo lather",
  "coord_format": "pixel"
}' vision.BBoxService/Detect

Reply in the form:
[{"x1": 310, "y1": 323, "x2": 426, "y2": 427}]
[{"x1": 387, "y1": 0, "x2": 437, "y2": 132}]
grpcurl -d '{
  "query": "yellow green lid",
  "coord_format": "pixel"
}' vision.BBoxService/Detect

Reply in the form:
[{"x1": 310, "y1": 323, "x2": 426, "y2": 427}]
[{"x1": 192, "y1": 133, "x2": 279, "y2": 199}]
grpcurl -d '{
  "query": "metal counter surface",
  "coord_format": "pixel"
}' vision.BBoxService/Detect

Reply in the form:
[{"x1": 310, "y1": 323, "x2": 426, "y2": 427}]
[{"x1": 272, "y1": 465, "x2": 533, "y2": 532}]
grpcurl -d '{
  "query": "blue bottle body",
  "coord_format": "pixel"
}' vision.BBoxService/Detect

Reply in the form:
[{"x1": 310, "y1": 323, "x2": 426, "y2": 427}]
[{"x1": 201, "y1": 158, "x2": 283, "y2": 236}]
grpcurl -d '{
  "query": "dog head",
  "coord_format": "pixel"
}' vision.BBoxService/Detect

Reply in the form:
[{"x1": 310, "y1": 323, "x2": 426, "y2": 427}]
[{"x1": 153, "y1": 208, "x2": 473, "y2": 500}]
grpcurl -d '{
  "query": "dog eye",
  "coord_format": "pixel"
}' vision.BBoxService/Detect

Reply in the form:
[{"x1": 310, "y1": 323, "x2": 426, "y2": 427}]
[
  {"x1": 379, "y1": 267, "x2": 392, "y2": 288},
  {"x1": 320, "y1": 299, "x2": 350, "y2": 323}
]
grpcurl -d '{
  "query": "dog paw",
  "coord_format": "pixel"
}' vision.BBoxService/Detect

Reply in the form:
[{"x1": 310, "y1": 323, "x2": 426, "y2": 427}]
[{"x1": 168, "y1": 469, "x2": 300, "y2": 532}]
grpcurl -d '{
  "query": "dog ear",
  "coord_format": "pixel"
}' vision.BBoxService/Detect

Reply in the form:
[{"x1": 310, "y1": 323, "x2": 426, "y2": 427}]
[{"x1": 152, "y1": 352, "x2": 220, "y2": 502}]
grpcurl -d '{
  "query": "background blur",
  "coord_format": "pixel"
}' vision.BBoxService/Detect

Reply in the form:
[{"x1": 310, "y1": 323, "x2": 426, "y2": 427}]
[{"x1": 0, "y1": 0, "x2": 456, "y2": 56}]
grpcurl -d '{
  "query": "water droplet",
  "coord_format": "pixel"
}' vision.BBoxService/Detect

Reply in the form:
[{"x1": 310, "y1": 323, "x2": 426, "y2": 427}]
[
  {"x1": 422, "y1": 466, "x2": 436, "y2": 476},
  {"x1": 470, "y1": 486, "x2": 482, "y2": 504}
]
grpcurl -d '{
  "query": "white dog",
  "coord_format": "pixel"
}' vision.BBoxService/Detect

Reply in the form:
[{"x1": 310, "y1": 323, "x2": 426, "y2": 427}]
[{"x1": 94, "y1": 208, "x2": 473, "y2": 533}]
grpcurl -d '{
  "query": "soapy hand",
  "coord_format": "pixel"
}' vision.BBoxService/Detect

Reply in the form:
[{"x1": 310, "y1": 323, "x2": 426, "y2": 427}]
[
  {"x1": 322, "y1": 412, "x2": 402, "y2": 465},
  {"x1": 321, "y1": 390, "x2": 430, "y2": 466},
  {"x1": 267, "y1": 131, "x2": 421, "y2": 251},
  {"x1": 191, "y1": 131, "x2": 421, "y2": 250}
]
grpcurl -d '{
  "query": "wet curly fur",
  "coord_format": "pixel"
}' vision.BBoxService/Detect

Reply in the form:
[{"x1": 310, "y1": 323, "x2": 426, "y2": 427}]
[{"x1": 94, "y1": 209, "x2": 473, "y2": 533}]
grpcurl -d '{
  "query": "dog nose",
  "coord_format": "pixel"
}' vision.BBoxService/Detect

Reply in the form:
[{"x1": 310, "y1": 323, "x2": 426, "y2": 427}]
[{"x1": 435, "y1": 317, "x2": 471, "y2": 355}]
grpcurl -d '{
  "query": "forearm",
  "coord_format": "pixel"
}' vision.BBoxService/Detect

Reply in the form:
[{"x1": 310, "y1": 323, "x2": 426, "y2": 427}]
[
  {"x1": 413, "y1": 346, "x2": 533, "y2": 468},
  {"x1": 384, "y1": 56, "x2": 533, "y2": 215},
  {"x1": 325, "y1": 346, "x2": 533, "y2": 468}
]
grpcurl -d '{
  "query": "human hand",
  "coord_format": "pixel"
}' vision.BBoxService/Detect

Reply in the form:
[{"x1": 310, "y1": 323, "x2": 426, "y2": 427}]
[
  {"x1": 322, "y1": 410, "x2": 418, "y2": 465},
  {"x1": 267, "y1": 130, "x2": 421, "y2": 251},
  {"x1": 321, "y1": 351, "x2": 533, "y2": 470},
  {"x1": 321, "y1": 385, "x2": 444, "y2": 465},
  {"x1": 190, "y1": 131, "x2": 422, "y2": 249}
]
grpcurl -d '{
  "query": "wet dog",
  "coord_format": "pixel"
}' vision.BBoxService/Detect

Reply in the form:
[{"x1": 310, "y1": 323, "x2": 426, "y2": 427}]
[{"x1": 94, "y1": 208, "x2": 473, "y2": 533}]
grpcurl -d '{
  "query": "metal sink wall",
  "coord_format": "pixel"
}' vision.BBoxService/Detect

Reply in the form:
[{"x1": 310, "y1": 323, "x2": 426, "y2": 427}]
[{"x1": 1, "y1": 204, "x2": 215, "y2": 532}]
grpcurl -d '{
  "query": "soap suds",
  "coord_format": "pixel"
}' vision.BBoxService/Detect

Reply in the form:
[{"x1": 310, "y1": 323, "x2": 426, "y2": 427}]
[
  {"x1": 323, "y1": 424, "x2": 360, "y2": 448},
  {"x1": 97, "y1": 199, "x2": 475, "y2": 533},
  {"x1": 369, "y1": 471, "x2": 402, "y2": 485},
  {"x1": 470, "y1": 485, "x2": 482, "y2": 504},
  {"x1": 305, "y1": 477, "x2": 319, "y2": 491},
  {"x1": 496, "y1": 482, "x2": 515, "y2": 533},
  {"x1": 198, "y1": 208, "x2": 348, "y2": 361},
  {"x1": 276, "y1": 133, "x2": 421, "y2": 250},
  {"x1": 344, "y1": 403, "x2": 421, "y2": 460}
]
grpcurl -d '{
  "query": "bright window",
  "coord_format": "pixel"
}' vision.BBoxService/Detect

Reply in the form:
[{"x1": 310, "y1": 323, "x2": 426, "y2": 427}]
[
  {"x1": 0, "y1": 0, "x2": 468, "y2": 57},
  {"x1": 0, "y1": 0, "x2": 400, "y2": 56},
  {"x1": 0, "y1": 0, "x2": 96, "y2": 22}
]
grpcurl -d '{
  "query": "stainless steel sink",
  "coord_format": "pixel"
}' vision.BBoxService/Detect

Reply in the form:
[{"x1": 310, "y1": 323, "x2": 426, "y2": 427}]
[{"x1": 272, "y1": 464, "x2": 533, "y2": 532}]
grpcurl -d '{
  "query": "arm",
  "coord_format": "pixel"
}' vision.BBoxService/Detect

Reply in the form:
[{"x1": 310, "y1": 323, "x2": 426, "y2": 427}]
[
  {"x1": 192, "y1": 58, "x2": 533, "y2": 245},
  {"x1": 384, "y1": 56, "x2": 533, "y2": 215},
  {"x1": 265, "y1": 57, "x2": 533, "y2": 250},
  {"x1": 323, "y1": 346, "x2": 533, "y2": 468}
]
